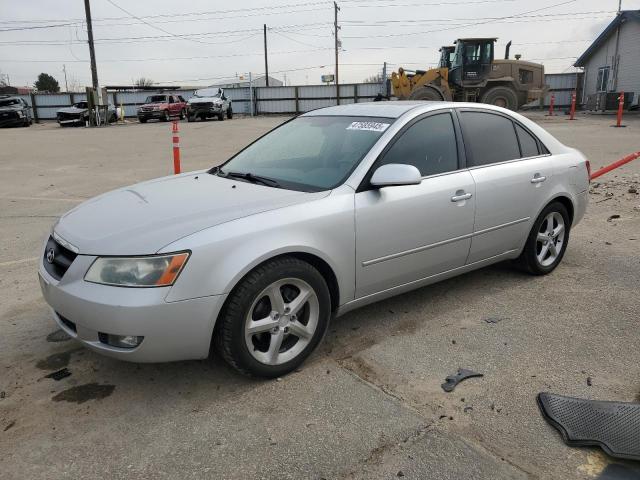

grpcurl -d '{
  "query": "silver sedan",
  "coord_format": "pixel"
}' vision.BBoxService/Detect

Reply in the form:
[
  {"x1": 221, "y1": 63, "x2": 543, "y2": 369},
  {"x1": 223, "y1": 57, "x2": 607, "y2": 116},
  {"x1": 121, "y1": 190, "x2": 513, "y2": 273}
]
[{"x1": 39, "y1": 102, "x2": 590, "y2": 377}]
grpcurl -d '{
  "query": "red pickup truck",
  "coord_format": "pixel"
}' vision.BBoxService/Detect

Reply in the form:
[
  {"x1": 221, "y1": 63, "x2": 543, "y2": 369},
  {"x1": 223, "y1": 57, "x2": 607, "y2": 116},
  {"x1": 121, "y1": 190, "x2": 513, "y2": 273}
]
[{"x1": 137, "y1": 94, "x2": 187, "y2": 123}]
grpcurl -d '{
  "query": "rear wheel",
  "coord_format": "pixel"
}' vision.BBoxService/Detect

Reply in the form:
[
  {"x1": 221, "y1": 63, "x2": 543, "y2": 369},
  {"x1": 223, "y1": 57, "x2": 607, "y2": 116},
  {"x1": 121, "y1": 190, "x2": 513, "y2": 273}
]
[
  {"x1": 214, "y1": 257, "x2": 331, "y2": 378},
  {"x1": 139, "y1": 118, "x2": 147, "y2": 123},
  {"x1": 179, "y1": 109, "x2": 186, "y2": 120},
  {"x1": 481, "y1": 86, "x2": 518, "y2": 110},
  {"x1": 516, "y1": 201, "x2": 570, "y2": 275},
  {"x1": 408, "y1": 86, "x2": 444, "y2": 101}
]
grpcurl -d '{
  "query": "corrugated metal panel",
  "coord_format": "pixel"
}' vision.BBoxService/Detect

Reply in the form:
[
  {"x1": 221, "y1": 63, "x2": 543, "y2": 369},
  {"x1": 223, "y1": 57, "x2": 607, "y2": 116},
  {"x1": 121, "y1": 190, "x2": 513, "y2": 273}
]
[
  {"x1": 339, "y1": 84, "x2": 355, "y2": 97},
  {"x1": 544, "y1": 90, "x2": 573, "y2": 106},
  {"x1": 257, "y1": 100, "x2": 296, "y2": 113},
  {"x1": 257, "y1": 87, "x2": 295, "y2": 99},
  {"x1": 545, "y1": 73, "x2": 578, "y2": 90},
  {"x1": 299, "y1": 99, "x2": 335, "y2": 112},
  {"x1": 35, "y1": 94, "x2": 71, "y2": 106},
  {"x1": 299, "y1": 85, "x2": 336, "y2": 99},
  {"x1": 36, "y1": 107, "x2": 63, "y2": 119},
  {"x1": 357, "y1": 83, "x2": 384, "y2": 97}
]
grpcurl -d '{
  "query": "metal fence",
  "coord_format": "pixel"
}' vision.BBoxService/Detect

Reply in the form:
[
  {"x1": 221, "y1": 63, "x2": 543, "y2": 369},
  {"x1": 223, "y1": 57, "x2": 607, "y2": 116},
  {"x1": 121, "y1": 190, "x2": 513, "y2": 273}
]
[
  {"x1": 19, "y1": 83, "x2": 386, "y2": 121},
  {"x1": 543, "y1": 73, "x2": 583, "y2": 107}
]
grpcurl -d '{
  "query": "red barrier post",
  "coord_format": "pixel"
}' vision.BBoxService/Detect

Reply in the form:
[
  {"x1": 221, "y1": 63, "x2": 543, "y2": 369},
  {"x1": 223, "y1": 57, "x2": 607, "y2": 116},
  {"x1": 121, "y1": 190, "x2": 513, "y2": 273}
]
[
  {"x1": 612, "y1": 91, "x2": 625, "y2": 128},
  {"x1": 172, "y1": 120, "x2": 181, "y2": 174},
  {"x1": 568, "y1": 91, "x2": 576, "y2": 120},
  {"x1": 547, "y1": 94, "x2": 555, "y2": 116},
  {"x1": 590, "y1": 151, "x2": 640, "y2": 181}
]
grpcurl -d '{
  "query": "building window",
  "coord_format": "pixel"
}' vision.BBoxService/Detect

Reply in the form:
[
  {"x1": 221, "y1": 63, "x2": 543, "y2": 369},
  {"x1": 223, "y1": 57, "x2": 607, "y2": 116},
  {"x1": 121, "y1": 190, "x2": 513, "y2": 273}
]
[{"x1": 596, "y1": 66, "x2": 610, "y2": 92}]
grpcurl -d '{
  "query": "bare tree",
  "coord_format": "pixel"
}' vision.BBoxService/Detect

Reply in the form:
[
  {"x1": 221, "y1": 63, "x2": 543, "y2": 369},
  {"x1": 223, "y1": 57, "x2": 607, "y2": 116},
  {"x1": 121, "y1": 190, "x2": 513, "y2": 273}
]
[{"x1": 134, "y1": 77, "x2": 155, "y2": 87}]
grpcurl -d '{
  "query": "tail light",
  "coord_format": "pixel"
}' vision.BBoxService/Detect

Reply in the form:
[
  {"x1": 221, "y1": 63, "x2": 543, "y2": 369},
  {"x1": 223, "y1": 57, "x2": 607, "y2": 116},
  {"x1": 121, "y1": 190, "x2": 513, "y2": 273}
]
[{"x1": 585, "y1": 160, "x2": 591, "y2": 180}]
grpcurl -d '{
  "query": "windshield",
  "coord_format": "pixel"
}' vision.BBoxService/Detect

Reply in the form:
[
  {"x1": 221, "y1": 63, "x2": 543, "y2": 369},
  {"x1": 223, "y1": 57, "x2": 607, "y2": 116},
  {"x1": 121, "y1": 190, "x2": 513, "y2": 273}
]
[
  {"x1": 217, "y1": 116, "x2": 393, "y2": 191},
  {"x1": 193, "y1": 88, "x2": 221, "y2": 98},
  {"x1": 73, "y1": 102, "x2": 88, "y2": 109},
  {"x1": 0, "y1": 98, "x2": 20, "y2": 107},
  {"x1": 145, "y1": 95, "x2": 167, "y2": 103}
]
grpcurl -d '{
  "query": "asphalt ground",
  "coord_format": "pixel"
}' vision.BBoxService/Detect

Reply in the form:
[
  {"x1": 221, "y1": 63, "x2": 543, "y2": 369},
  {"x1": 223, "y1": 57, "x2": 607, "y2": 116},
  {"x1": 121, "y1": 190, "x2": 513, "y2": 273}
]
[{"x1": 1, "y1": 110, "x2": 639, "y2": 479}]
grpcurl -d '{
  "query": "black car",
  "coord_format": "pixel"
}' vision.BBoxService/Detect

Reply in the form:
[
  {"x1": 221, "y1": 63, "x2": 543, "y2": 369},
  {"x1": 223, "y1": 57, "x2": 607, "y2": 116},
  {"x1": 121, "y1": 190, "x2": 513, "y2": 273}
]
[{"x1": 0, "y1": 95, "x2": 32, "y2": 127}]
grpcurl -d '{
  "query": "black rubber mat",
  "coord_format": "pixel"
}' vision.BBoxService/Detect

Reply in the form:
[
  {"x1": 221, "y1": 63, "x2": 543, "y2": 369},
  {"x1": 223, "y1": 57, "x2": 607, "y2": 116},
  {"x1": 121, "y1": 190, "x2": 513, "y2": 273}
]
[{"x1": 538, "y1": 392, "x2": 640, "y2": 461}]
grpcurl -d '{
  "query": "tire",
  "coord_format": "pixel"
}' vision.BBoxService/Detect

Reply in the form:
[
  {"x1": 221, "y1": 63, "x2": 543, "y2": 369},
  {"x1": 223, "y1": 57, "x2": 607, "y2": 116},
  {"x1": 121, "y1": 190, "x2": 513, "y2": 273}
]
[
  {"x1": 139, "y1": 118, "x2": 147, "y2": 123},
  {"x1": 187, "y1": 114, "x2": 195, "y2": 122},
  {"x1": 516, "y1": 201, "x2": 570, "y2": 275},
  {"x1": 179, "y1": 109, "x2": 186, "y2": 120},
  {"x1": 108, "y1": 113, "x2": 117, "y2": 123},
  {"x1": 226, "y1": 106, "x2": 233, "y2": 119},
  {"x1": 408, "y1": 86, "x2": 444, "y2": 101},
  {"x1": 162, "y1": 110, "x2": 170, "y2": 121},
  {"x1": 481, "y1": 86, "x2": 518, "y2": 110},
  {"x1": 218, "y1": 111, "x2": 224, "y2": 121},
  {"x1": 214, "y1": 256, "x2": 331, "y2": 378}
]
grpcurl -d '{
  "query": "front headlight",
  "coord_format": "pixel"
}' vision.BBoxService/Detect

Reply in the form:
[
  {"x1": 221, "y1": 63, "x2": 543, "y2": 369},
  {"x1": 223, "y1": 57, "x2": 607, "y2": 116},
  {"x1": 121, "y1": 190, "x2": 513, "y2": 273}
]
[
  {"x1": 16, "y1": 110, "x2": 24, "y2": 117},
  {"x1": 84, "y1": 252, "x2": 190, "y2": 287}
]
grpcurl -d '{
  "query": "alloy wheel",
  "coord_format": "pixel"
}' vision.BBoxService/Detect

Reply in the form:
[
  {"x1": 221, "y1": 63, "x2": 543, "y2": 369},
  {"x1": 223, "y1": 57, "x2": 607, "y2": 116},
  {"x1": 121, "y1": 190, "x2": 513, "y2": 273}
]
[
  {"x1": 536, "y1": 212, "x2": 565, "y2": 267},
  {"x1": 244, "y1": 278, "x2": 319, "y2": 366}
]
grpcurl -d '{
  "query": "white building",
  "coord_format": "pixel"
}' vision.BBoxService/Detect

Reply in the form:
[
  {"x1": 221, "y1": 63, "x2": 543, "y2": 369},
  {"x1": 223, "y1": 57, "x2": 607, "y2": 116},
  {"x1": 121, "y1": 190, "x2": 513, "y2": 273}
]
[{"x1": 209, "y1": 75, "x2": 283, "y2": 88}]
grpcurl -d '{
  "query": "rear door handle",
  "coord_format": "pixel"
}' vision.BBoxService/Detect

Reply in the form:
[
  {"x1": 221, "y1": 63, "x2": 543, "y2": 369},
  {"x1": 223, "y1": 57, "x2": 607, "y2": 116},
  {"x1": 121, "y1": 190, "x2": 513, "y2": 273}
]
[
  {"x1": 531, "y1": 174, "x2": 547, "y2": 184},
  {"x1": 451, "y1": 192, "x2": 472, "y2": 202}
]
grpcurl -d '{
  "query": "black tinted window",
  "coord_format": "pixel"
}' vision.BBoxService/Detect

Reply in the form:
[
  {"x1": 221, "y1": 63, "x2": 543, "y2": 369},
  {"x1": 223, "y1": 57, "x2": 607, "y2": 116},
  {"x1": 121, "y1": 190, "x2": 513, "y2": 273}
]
[
  {"x1": 460, "y1": 111, "x2": 520, "y2": 166},
  {"x1": 515, "y1": 124, "x2": 539, "y2": 157},
  {"x1": 380, "y1": 113, "x2": 458, "y2": 176}
]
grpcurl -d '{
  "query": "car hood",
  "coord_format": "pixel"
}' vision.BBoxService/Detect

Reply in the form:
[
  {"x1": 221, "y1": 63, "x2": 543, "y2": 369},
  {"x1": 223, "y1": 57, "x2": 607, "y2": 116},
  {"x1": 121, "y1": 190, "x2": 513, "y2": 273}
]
[
  {"x1": 141, "y1": 103, "x2": 167, "y2": 108},
  {"x1": 57, "y1": 106, "x2": 87, "y2": 114},
  {"x1": 0, "y1": 105, "x2": 24, "y2": 112},
  {"x1": 54, "y1": 171, "x2": 329, "y2": 255},
  {"x1": 189, "y1": 97, "x2": 222, "y2": 104}
]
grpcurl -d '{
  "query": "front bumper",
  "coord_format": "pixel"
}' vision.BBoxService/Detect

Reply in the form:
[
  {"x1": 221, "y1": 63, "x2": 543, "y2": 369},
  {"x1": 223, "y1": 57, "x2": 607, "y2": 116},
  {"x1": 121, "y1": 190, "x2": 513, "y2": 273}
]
[
  {"x1": 0, "y1": 112, "x2": 25, "y2": 127},
  {"x1": 38, "y1": 253, "x2": 227, "y2": 363},
  {"x1": 188, "y1": 105, "x2": 222, "y2": 116},
  {"x1": 137, "y1": 110, "x2": 165, "y2": 120}
]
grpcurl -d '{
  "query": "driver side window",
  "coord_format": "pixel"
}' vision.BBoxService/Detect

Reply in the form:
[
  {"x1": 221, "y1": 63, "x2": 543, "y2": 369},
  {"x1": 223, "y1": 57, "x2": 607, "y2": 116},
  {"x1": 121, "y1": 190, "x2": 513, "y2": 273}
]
[{"x1": 378, "y1": 113, "x2": 459, "y2": 177}]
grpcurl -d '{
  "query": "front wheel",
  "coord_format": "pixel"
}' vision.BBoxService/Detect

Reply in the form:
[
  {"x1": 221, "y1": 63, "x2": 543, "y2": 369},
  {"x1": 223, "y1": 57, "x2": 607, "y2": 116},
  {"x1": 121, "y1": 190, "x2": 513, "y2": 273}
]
[
  {"x1": 226, "y1": 106, "x2": 233, "y2": 119},
  {"x1": 218, "y1": 111, "x2": 224, "y2": 121},
  {"x1": 179, "y1": 109, "x2": 186, "y2": 120},
  {"x1": 162, "y1": 110, "x2": 170, "y2": 121},
  {"x1": 214, "y1": 257, "x2": 331, "y2": 378},
  {"x1": 516, "y1": 202, "x2": 570, "y2": 275},
  {"x1": 481, "y1": 86, "x2": 518, "y2": 110}
]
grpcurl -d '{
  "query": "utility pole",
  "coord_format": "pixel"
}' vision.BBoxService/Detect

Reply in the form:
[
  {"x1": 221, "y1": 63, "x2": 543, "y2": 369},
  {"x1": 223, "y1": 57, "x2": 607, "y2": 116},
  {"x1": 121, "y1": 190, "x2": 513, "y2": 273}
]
[
  {"x1": 62, "y1": 64, "x2": 69, "y2": 92},
  {"x1": 263, "y1": 24, "x2": 269, "y2": 87},
  {"x1": 83, "y1": 0, "x2": 99, "y2": 97},
  {"x1": 334, "y1": 1, "x2": 340, "y2": 104},
  {"x1": 612, "y1": 0, "x2": 623, "y2": 89}
]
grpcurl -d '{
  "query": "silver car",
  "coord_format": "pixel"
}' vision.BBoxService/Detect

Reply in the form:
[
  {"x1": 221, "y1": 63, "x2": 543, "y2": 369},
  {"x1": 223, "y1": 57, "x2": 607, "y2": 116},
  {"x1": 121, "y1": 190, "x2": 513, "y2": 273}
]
[{"x1": 39, "y1": 102, "x2": 590, "y2": 377}]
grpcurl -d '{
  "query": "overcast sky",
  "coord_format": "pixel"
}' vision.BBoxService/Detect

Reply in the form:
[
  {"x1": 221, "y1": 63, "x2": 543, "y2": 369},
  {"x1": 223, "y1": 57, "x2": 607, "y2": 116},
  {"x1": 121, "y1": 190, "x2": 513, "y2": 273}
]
[{"x1": 2, "y1": 0, "x2": 639, "y2": 89}]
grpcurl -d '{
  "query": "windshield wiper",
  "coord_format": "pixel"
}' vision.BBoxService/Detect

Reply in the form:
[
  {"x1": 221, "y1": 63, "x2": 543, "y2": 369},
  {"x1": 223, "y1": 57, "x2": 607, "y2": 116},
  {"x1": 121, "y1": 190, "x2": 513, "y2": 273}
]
[{"x1": 217, "y1": 169, "x2": 282, "y2": 188}]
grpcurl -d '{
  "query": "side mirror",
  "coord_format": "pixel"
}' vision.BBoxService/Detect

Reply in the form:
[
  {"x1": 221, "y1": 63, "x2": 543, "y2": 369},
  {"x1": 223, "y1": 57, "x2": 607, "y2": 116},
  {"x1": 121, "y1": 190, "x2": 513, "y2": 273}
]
[{"x1": 370, "y1": 164, "x2": 422, "y2": 188}]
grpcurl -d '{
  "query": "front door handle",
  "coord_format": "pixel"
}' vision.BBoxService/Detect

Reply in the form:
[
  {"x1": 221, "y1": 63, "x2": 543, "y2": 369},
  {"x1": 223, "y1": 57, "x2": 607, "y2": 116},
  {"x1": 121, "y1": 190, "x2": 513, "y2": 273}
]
[
  {"x1": 531, "y1": 174, "x2": 547, "y2": 184},
  {"x1": 451, "y1": 192, "x2": 472, "y2": 202}
]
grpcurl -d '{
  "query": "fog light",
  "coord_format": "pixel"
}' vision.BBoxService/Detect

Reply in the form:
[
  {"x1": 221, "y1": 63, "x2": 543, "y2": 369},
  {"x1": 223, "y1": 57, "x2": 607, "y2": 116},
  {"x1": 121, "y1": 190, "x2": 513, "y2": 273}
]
[{"x1": 99, "y1": 332, "x2": 144, "y2": 349}]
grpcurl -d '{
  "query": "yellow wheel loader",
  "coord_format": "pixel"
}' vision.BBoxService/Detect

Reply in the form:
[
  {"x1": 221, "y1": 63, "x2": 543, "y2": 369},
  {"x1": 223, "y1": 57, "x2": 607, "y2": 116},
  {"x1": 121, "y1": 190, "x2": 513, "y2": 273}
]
[{"x1": 391, "y1": 38, "x2": 546, "y2": 110}]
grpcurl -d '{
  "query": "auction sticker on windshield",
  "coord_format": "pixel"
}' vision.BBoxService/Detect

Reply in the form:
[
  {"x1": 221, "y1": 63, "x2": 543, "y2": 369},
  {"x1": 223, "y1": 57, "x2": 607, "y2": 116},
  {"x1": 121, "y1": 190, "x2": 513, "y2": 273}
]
[{"x1": 346, "y1": 121, "x2": 390, "y2": 132}]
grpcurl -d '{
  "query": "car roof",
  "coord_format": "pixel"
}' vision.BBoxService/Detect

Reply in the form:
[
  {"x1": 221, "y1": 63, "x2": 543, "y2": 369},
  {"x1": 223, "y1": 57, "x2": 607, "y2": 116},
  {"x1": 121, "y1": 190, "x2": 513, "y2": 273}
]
[{"x1": 302, "y1": 101, "x2": 454, "y2": 119}]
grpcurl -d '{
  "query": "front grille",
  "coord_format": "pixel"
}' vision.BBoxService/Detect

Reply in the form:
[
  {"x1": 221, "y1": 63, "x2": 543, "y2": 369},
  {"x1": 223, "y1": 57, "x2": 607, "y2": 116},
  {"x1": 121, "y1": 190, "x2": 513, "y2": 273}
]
[
  {"x1": 0, "y1": 111, "x2": 19, "y2": 120},
  {"x1": 140, "y1": 106, "x2": 155, "y2": 112},
  {"x1": 57, "y1": 112, "x2": 82, "y2": 121},
  {"x1": 43, "y1": 236, "x2": 78, "y2": 280},
  {"x1": 190, "y1": 102, "x2": 213, "y2": 109}
]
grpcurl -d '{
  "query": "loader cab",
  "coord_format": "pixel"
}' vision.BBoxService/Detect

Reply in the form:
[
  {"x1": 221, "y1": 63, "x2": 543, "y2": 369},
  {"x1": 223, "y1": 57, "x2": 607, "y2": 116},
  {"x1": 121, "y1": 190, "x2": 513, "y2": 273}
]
[
  {"x1": 438, "y1": 46, "x2": 456, "y2": 69},
  {"x1": 450, "y1": 38, "x2": 495, "y2": 87}
]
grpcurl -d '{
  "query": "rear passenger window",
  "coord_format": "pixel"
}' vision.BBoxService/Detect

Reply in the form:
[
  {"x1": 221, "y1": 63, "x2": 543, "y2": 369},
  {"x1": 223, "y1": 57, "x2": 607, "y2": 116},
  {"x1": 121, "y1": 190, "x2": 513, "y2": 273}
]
[
  {"x1": 460, "y1": 111, "x2": 520, "y2": 166},
  {"x1": 379, "y1": 113, "x2": 458, "y2": 176},
  {"x1": 515, "y1": 124, "x2": 540, "y2": 157}
]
